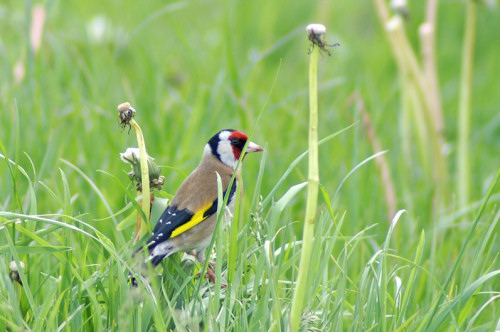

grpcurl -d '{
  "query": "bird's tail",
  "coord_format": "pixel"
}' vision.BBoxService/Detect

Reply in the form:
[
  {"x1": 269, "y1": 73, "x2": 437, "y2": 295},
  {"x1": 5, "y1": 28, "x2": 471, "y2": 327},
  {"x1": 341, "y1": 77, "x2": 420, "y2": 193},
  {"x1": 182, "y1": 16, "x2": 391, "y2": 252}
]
[{"x1": 128, "y1": 243, "x2": 169, "y2": 287}]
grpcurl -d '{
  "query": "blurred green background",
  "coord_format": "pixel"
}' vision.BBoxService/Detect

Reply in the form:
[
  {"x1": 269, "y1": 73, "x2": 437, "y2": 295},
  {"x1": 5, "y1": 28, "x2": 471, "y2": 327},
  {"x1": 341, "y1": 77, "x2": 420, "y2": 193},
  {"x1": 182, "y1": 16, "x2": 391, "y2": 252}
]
[{"x1": 2, "y1": 0, "x2": 499, "y2": 237}]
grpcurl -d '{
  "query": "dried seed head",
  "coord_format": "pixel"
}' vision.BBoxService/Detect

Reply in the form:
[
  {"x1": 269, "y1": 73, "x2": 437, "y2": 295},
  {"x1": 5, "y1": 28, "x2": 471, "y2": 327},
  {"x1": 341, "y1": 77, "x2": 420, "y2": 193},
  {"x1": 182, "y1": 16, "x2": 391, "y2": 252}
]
[
  {"x1": 9, "y1": 260, "x2": 26, "y2": 285},
  {"x1": 9, "y1": 260, "x2": 25, "y2": 272},
  {"x1": 150, "y1": 176, "x2": 165, "y2": 190},
  {"x1": 118, "y1": 102, "x2": 136, "y2": 133},
  {"x1": 306, "y1": 24, "x2": 327, "y2": 36},
  {"x1": 306, "y1": 23, "x2": 338, "y2": 57}
]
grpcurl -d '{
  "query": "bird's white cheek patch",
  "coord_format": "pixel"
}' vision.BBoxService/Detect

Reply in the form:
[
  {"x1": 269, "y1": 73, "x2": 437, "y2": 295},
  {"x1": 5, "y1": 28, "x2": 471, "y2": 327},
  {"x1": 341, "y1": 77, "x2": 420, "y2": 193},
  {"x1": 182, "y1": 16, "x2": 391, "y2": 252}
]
[{"x1": 218, "y1": 141, "x2": 238, "y2": 169}]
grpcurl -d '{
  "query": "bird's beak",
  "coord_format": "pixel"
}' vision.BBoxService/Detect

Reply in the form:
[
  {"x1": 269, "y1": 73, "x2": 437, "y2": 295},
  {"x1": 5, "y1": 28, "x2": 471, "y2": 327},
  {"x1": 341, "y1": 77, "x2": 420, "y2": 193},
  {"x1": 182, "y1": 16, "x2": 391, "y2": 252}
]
[{"x1": 246, "y1": 141, "x2": 264, "y2": 153}]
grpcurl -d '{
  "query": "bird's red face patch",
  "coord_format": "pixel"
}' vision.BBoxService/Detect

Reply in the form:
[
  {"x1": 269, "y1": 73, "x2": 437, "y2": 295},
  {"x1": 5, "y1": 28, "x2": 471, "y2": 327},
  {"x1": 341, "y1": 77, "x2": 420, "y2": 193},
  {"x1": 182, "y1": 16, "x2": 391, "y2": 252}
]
[{"x1": 229, "y1": 131, "x2": 248, "y2": 161}]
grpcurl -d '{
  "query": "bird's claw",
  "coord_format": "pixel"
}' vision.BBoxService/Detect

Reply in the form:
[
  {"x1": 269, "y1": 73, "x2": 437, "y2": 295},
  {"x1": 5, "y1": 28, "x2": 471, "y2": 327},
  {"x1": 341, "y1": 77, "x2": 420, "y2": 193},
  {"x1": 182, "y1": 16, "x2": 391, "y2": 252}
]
[{"x1": 196, "y1": 261, "x2": 227, "y2": 288}]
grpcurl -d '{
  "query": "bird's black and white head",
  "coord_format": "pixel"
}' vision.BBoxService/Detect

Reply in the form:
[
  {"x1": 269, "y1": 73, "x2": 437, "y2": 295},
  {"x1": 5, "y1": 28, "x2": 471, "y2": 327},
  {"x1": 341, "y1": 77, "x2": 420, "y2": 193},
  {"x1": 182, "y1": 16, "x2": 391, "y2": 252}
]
[{"x1": 205, "y1": 129, "x2": 263, "y2": 169}]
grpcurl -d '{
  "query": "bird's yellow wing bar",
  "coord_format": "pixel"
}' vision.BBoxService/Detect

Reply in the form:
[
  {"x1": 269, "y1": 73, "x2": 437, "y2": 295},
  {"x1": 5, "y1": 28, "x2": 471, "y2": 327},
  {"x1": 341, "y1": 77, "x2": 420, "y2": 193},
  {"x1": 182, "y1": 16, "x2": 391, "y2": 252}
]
[{"x1": 169, "y1": 202, "x2": 213, "y2": 238}]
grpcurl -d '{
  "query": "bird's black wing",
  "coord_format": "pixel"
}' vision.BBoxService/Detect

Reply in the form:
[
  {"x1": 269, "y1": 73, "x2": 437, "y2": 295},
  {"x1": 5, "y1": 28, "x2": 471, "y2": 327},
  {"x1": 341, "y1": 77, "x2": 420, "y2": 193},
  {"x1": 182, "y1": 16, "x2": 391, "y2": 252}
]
[
  {"x1": 146, "y1": 205, "x2": 196, "y2": 251},
  {"x1": 146, "y1": 184, "x2": 237, "y2": 253}
]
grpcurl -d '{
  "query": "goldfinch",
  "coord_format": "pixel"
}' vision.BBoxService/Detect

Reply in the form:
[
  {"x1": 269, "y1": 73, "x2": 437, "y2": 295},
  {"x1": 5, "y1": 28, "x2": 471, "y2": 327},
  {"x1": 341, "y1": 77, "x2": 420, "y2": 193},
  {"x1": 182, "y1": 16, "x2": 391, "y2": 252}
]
[{"x1": 133, "y1": 129, "x2": 263, "y2": 284}]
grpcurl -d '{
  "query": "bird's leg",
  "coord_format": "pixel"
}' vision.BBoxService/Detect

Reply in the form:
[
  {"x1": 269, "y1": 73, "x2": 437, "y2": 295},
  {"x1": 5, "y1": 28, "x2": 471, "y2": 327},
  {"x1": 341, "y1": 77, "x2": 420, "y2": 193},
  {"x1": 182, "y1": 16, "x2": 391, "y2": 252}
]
[
  {"x1": 194, "y1": 253, "x2": 226, "y2": 288},
  {"x1": 204, "y1": 264, "x2": 217, "y2": 284}
]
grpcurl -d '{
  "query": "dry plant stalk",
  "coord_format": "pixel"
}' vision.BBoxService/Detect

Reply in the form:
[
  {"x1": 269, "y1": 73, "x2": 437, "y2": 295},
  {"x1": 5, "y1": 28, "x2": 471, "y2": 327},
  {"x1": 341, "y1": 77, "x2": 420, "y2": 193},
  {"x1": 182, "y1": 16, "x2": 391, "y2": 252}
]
[{"x1": 118, "y1": 102, "x2": 151, "y2": 243}]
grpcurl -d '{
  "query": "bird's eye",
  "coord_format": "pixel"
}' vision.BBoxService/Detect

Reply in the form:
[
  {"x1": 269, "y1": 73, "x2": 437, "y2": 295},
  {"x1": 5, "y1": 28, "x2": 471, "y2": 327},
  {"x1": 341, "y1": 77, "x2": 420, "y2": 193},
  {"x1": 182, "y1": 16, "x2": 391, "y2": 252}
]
[{"x1": 231, "y1": 138, "x2": 245, "y2": 149}]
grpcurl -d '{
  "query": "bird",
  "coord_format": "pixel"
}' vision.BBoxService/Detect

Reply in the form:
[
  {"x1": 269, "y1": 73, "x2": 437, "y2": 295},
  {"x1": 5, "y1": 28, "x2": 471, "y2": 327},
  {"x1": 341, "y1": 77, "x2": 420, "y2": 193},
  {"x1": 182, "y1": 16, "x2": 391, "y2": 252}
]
[{"x1": 131, "y1": 129, "x2": 263, "y2": 286}]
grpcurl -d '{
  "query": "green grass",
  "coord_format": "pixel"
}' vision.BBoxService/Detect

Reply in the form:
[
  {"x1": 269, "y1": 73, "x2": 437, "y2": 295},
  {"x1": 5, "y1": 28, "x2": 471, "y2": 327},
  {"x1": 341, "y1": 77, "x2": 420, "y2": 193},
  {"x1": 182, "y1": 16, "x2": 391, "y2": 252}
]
[{"x1": 1, "y1": 0, "x2": 500, "y2": 331}]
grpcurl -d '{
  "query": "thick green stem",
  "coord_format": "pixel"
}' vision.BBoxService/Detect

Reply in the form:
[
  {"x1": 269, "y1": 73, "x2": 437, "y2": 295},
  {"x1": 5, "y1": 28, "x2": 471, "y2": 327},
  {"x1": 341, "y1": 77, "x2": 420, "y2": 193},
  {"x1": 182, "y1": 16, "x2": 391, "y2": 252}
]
[
  {"x1": 457, "y1": 0, "x2": 476, "y2": 208},
  {"x1": 290, "y1": 38, "x2": 320, "y2": 332},
  {"x1": 130, "y1": 119, "x2": 151, "y2": 243}
]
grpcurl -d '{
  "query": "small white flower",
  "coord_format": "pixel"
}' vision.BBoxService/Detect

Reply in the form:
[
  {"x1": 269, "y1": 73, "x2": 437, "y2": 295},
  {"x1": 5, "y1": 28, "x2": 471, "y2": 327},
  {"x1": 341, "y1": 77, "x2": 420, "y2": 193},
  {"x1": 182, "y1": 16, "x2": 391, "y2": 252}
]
[{"x1": 306, "y1": 23, "x2": 327, "y2": 36}]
